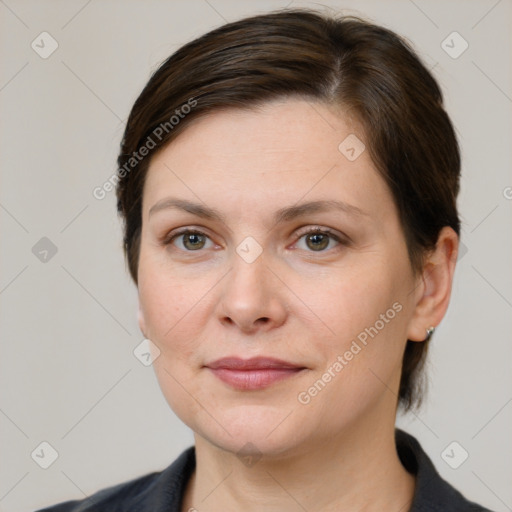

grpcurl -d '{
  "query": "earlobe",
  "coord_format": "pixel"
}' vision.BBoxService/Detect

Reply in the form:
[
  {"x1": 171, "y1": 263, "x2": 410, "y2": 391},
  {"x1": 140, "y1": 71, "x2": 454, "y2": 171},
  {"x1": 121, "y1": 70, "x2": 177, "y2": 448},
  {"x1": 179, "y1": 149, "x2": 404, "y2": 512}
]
[{"x1": 406, "y1": 227, "x2": 459, "y2": 342}]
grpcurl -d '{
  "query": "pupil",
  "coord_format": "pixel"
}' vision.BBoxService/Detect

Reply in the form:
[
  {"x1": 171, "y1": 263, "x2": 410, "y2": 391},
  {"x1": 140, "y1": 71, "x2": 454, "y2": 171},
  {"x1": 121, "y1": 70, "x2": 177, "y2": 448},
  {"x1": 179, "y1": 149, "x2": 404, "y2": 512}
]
[
  {"x1": 308, "y1": 233, "x2": 328, "y2": 251},
  {"x1": 186, "y1": 233, "x2": 204, "y2": 249}
]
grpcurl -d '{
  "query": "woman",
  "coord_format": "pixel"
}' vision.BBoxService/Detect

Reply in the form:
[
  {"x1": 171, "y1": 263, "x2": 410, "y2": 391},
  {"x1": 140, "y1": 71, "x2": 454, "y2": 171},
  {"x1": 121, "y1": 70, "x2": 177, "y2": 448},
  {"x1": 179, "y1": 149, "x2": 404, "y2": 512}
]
[{"x1": 37, "y1": 8, "x2": 494, "y2": 512}]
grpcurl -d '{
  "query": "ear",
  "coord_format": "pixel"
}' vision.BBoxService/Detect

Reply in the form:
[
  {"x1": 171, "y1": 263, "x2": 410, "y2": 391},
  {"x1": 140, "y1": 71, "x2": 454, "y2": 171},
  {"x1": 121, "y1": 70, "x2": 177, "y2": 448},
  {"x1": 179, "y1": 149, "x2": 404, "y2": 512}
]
[
  {"x1": 138, "y1": 303, "x2": 148, "y2": 339},
  {"x1": 407, "y1": 227, "x2": 459, "y2": 342}
]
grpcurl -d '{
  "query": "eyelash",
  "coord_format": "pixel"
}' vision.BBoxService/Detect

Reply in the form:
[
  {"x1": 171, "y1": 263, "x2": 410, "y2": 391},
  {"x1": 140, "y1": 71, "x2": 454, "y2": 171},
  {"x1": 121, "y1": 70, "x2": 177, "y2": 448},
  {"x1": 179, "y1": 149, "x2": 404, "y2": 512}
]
[{"x1": 162, "y1": 226, "x2": 347, "y2": 254}]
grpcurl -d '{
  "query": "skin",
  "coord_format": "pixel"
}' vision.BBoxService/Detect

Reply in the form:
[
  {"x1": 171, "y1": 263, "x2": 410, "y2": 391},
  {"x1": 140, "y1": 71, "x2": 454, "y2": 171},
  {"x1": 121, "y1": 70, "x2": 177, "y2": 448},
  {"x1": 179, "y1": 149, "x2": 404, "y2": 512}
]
[{"x1": 137, "y1": 98, "x2": 459, "y2": 511}]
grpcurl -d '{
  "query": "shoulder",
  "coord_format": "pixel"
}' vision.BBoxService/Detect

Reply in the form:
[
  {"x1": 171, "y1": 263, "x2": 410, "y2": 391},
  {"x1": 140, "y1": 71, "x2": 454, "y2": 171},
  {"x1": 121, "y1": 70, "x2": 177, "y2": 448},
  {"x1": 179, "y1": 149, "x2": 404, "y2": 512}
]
[
  {"x1": 34, "y1": 446, "x2": 195, "y2": 512},
  {"x1": 396, "y1": 429, "x2": 495, "y2": 512}
]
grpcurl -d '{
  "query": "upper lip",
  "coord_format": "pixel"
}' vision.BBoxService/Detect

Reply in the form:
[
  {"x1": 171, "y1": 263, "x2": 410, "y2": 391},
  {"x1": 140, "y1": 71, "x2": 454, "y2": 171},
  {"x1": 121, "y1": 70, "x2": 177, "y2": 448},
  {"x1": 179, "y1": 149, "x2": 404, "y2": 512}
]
[{"x1": 206, "y1": 357, "x2": 305, "y2": 370}]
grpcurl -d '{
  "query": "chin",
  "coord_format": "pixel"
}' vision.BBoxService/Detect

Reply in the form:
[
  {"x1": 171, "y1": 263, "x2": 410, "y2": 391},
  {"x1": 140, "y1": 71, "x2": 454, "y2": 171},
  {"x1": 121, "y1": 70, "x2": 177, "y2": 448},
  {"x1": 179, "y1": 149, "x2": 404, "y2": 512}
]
[{"x1": 192, "y1": 403, "x2": 308, "y2": 458}]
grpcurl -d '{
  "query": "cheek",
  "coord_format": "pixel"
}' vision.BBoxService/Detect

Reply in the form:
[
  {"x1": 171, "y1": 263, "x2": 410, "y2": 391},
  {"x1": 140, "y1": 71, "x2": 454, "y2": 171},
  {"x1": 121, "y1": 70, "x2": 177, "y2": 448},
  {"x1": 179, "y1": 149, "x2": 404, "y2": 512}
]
[
  {"x1": 138, "y1": 263, "x2": 211, "y2": 425},
  {"x1": 303, "y1": 259, "x2": 409, "y2": 393},
  {"x1": 295, "y1": 275, "x2": 407, "y2": 427},
  {"x1": 309, "y1": 262, "x2": 401, "y2": 337},
  {"x1": 138, "y1": 259, "x2": 207, "y2": 362}
]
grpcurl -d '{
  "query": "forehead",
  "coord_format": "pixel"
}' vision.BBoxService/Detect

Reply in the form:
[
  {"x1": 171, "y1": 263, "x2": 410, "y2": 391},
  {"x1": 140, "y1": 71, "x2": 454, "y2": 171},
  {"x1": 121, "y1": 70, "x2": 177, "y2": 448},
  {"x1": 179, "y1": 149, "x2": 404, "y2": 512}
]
[
  {"x1": 158, "y1": 98, "x2": 360, "y2": 159},
  {"x1": 142, "y1": 98, "x2": 394, "y2": 225}
]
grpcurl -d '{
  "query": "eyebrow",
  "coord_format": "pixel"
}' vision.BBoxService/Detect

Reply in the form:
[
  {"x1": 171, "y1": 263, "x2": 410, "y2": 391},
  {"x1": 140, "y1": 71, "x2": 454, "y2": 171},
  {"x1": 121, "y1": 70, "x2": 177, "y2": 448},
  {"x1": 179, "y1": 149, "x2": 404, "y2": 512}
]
[{"x1": 148, "y1": 197, "x2": 368, "y2": 224}]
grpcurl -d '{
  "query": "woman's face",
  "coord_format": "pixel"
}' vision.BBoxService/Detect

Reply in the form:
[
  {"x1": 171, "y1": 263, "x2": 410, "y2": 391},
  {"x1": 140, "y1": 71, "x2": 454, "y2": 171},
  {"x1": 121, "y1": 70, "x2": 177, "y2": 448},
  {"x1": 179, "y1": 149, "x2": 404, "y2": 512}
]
[{"x1": 138, "y1": 98, "x2": 423, "y2": 457}]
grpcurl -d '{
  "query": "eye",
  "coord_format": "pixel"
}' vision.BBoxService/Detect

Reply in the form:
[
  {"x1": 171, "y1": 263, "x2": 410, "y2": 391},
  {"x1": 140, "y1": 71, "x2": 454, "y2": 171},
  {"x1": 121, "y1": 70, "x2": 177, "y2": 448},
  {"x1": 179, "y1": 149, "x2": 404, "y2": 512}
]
[
  {"x1": 164, "y1": 229, "x2": 214, "y2": 251},
  {"x1": 163, "y1": 226, "x2": 346, "y2": 254},
  {"x1": 294, "y1": 227, "x2": 344, "y2": 252}
]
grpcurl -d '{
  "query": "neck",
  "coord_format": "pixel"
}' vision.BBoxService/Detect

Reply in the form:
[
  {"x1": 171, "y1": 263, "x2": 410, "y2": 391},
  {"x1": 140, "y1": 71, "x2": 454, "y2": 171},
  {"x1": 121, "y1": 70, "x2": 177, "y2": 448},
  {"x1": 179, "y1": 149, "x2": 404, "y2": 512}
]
[{"x1": 182, "y1": 411, "x2": 415, "y2": 511}]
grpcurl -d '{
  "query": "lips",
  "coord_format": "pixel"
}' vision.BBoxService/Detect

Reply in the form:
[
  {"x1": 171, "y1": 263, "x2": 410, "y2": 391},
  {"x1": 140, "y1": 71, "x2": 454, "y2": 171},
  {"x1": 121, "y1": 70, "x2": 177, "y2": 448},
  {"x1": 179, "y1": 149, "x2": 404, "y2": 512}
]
[
  {"x1": 207, "y1": 357, "x2": 303, "y2": 371},
  {"x1": 205, "y1": 357, "x2": 306, "y2": 390}
]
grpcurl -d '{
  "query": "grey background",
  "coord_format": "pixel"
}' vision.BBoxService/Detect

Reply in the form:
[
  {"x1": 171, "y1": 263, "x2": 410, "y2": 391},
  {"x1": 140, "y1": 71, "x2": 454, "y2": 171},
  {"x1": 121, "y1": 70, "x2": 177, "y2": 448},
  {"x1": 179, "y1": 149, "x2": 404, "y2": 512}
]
[{"x1": 0, "y1": 0, "x2": 511, "y2": 510}]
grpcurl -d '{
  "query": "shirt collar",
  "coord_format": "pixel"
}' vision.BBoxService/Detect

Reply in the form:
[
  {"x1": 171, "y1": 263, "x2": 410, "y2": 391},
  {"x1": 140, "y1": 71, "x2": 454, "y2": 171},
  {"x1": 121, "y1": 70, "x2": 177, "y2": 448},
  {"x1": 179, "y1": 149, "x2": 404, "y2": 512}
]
[{"x1": 145, "y1": 429, "x2": 490, "y2": 511}]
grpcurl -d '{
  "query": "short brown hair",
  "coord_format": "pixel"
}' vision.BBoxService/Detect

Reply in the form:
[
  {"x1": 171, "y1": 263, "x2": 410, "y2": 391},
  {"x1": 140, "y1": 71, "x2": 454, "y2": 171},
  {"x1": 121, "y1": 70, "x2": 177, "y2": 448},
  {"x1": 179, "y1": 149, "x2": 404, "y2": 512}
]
[{"x1": 116, "y1": 8, "x2": 461, "y2": 410}]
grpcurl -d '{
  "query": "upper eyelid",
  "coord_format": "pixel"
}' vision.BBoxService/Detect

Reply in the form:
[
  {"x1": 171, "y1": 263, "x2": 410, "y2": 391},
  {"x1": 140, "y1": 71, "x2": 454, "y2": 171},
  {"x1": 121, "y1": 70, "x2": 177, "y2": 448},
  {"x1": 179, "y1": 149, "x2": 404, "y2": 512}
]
[
  {"x1": 162, "y1": 227, "x2": 211, "y2": 245},
  {"x1": 166, "y1": 226, "x2": 338, "y2": 239}
]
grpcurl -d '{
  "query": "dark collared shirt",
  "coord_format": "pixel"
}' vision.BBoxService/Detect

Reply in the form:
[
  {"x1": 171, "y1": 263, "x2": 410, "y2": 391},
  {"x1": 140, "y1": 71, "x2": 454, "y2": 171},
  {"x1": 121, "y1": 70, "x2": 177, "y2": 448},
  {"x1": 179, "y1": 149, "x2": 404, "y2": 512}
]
[{"x1": 36, "y1": 429, "x2": 494, "y2": 511}]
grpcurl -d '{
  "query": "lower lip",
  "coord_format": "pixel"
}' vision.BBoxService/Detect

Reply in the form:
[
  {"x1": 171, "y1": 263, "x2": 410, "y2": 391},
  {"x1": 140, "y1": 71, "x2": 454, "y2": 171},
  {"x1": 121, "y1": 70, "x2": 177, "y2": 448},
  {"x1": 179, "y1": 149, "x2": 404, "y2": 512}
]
[{"x1": 208, "y1": 368, "x2": 304, "y2": 390}]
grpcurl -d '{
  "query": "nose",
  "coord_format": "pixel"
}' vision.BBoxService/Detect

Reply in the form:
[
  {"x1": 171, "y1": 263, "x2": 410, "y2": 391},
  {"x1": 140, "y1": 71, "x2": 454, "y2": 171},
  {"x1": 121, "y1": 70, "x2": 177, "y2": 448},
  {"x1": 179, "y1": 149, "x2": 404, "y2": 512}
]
[{"x1": 216, "y1": 251, "x2": 288, "y2": 334}]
